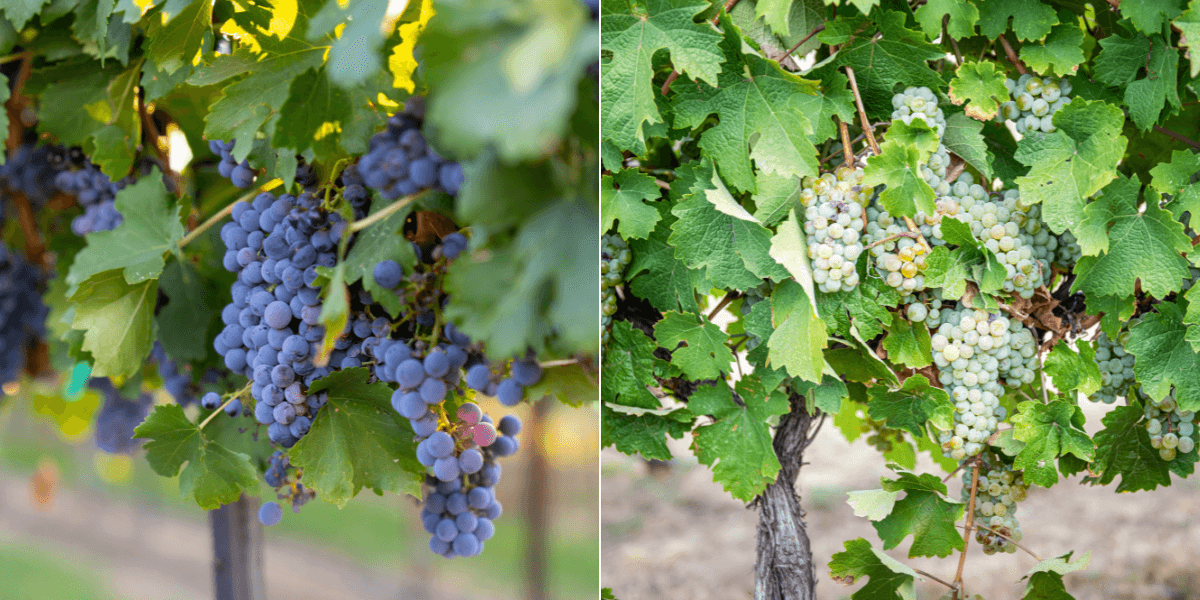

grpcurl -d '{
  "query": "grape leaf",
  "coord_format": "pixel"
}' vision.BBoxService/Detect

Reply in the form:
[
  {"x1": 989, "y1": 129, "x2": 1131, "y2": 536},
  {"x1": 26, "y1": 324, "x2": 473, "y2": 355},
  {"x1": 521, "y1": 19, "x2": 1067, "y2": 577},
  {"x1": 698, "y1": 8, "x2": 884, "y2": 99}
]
[
  {"x1": 314, "y1": 263, "x2": 350, "y2": 367},
  {"x1": 133, "y1": 404, "x2": 260, "y2": 509},
  {"x1": 867, "y1": 374, "x2": 953, "y2": 437},
  {"x1": 672, "y1": 13, "x2": 820, "y2": 194},
  {"x1": 1022, "y1": 552, "x2": 1091, "y2": 600},
  {"x1": 523, "y1": 362, "x2": 597, "y2": 408},
  {"x1": 884, "y1": 119, "x2": 940, "y2": 155},
  {"x1": 823, "y1": 10, "x2": 945, "y2": 118},
  {"x1": 977, "y1": 0, "x2": 1058, "y2": 41},
  {"x1": 828, "y1": 538, "x2": 919, "y2": 600},
  {"x1": 880, "y1": 314, "x2": 933, "y2": 369},
  {"x1": 1089, "y1": 403, "x2": 1172, "y2": 491},
  {"x1": 913, "y1": 0, "x2": 978, "y2": 39},
  {"x1": 1070, "y1": 174, "x2": 1192, "y2": 300},
  {"x1": 602, "y1": 168, "x2": 663, "y2": 240},
  {"x1": 1018, "y1": 14, "x2": 1086, "y2": 77},
  {"x1": 306, "y1": 0, "x2": 387, "y2": 88},
  {"x1": 1014, "y1": 99, "x2": 1127, "y2": 234},
  {"x1": 948, "y1": 60, "x2": 1010, "y2": 121},
  {"x1": 1090, "y1": 294, "x2": 1136, "y2": 339},
  {"x1": 923, "y1": 217, "x2": 1007, "y2": 298},
  {"x1": 769, "y1": 210, "x2": 820, "y2": 317},
  {"x1": 861, "y1": 138, "x2": 937, "y2": 219},
  {"x1": 655, "y1": 311, "x2": 731, "y2": 379},
  {"x1": 1126, "y1": 303, "x2": 1200, "y2": 411},
  {"x1": 1010, "y1": 400, "x2": 1094, "y2": 487},
  {"x1": 340, "y1": 198, "x2": 417, "y2": 319},
  {"x1": 669, "y1": 166, "x2": 790, "y2": 290},
  {"x1": 753, "y1": 172, "x2": 804, "y2": 227},
  {"x1": 600, "y1": 0, "x2": 724, "y2": 153},
  {"x1": 1178, "y1": 1, "x2": 1200, "y2": 77},
  {"x1": 38, "y1": 70, "x2": 109, "y2": 146},
  {"x1": 847, "y1": 488, "x2": 898, "y2": 521},
  {"x1": 68, "y1": 270, "x2": 157, "y2": 379},
  {"x1": 273, "y1": 67, "x2": 351, "y2": 164},
  {"x1": 627, "y1": 202, "x2": 704, "y2": 314},
  {"x1": 1151, "y1": 149, "x2": 1200, "y2": 219},
  {"x1": 874, "y1": 471, "x2": 964, "y2": 558},
  {"x1": 766, "y1": 280, "x2": 827, "y2": 383},
  {"x1": 1042, "y1": 340, "x2": 1102, "y2": 399},
  {"x1": 1, "y1": 0, "x2": 50, "y2": 29},
  {"x1": 1121, "y1": 0, "x2": 1185, "y2": 34},
  {"x1": 790, "y1": 69, "x2": 856, "y2": 146},
  {"x1": 155, "y1": 260, "x2": 213, "y2": 362},
  {"x1": 941, "y1": 113, "x2": 993, "y2": 179},
  {"x1": 689, "y1": 378, "x2": 790, "y2": 501},
  {"x1": 818, "y1": 276, "x2": 899, "y2": 340},
  {"x1": 601, "y1": 403, "x2": 692, "y2": 460},
  {"x1": 1094, "y1": 30, "x2": 1180, "y2": 131},
  {"x1": 793, "y1": 375, "x2": 848, "y2": 415},
  {"x1": 602, "y1": 321, "x2": 664, "y2": 410},
  {"x1": 289, "y1": 368, "x2": 424, "y2": 506},
  {"x1": 145, "y1": 0, "x2": 211, "y2": 75}
]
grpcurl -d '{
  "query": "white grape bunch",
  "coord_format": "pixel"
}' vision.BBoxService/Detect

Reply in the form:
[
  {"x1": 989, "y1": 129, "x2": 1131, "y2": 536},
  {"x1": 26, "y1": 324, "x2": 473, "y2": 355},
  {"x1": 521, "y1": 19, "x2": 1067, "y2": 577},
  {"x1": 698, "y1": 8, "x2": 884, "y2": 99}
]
[
  {"x1": 997, "y1": 74, "x2": 1073, "y2": 135},
  {"x1": 1053, "y1": 230, "x2": 1081, "y2": 270},
  {"x1": 938, "y1": 180, "x2": 1048, "y2": 299},
  {"x1": 1142, "y1": 390, "x2": 1198, "y2": 461},
  {"x1": 963, "y1": 452, "x2": 1029, "y2": 555},
  {"x1": 891, "y1": 86, "x2": 946, "y2": 137},
  {"x1": 801, "y1": 165, "x2": 869, "y2": 293},
  {"x1": 864, "y1": 203, "x2": 931, "y2": 300},
  {"x1": 932, "y1": 307, "x2": 1011, "y2": 459},
  {"x1": 601, "y1": 233, "x2": 631, "y2": 344},
  {"x1": 1091, "y1": 330, "x2": 1136, "y2": 404}
]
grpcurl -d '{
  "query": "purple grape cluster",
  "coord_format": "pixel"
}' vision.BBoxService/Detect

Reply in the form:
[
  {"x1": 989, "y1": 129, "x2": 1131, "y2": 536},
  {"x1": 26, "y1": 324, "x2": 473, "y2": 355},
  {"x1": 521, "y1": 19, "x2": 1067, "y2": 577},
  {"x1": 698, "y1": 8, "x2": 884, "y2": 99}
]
[
  {"x1": 258, "y1": 450, "x2": 315, "y2": 525},
  {"x1": 90, "y1": 378, "x2": 153, "y2": 454},
  {"x1": 419, "y1": 407, "x2": 521, "y2": 558},
  {"x1": 210, "y1": 139, "x2": 257, "y2": 188},
  {"x1": 466, "y1": 354, "x2": 542, "y2": 407},
  {"x1": 55, "y1": 158, "x2": 126, "y2": 235},
  {"x1": 339, "y1": 163, "x2": 371, "y2": 220},
  {"x1": 0, "y1": 143, "x2": 67, "y2": 209},
  {"x1": 358, "y1": 97, "x2": 465, "y2": 198},
  {"x1": 378, "y1": 338, "x2": 469, "y2": 439},
  {"x1": 0, "y1": 242, "x2": 48, "y2": 397},
  {"x1": 217, "y1": 191, "x2": 344, "y2": 446}
]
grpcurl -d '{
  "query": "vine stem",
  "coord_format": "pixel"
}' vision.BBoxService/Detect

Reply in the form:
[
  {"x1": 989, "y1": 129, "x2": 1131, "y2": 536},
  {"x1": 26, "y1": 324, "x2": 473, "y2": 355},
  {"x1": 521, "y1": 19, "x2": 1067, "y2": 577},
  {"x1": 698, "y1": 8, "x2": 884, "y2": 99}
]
[
  {"x1": 538, "y1": 358, "x2": 579, "y2": 368},
  {"x1": 863, "y1": 231, "x2": 918, "y2": 250},
  {"x1": 0, "y1": 51, "x2": 30, "y2": 65},
  {"x1": 707, "y1": 290, "x2": 741, "y2": 321},
  {"x1": 179, "y1": 187, "x2": 264, "y2": 248},
  {"x1": 913, "y1": 567, "x2": 956, "y2": 590},
  {"x1": 1152, "y1": 125, "x2": 1200, "y2": 150},
  {"x1": 964, "y1": 522, "x2": 1043, "y2": 561},
  {"x1": 198, "y1": 382, "x2": 252, "y2": 430},
  {"x1": 940, "y1": 459, "x2": 968, "y2": 483},
  {"x1": 349, "y1": 191, "x2": 426, "y2": 233},
  {"x1": 837, "y1": 118, "x2": 854, "y2": 167},
  {"x1": 997, "y1": 34, "x2": 1028, "y2": 75},
  {"x1": 844, "y1": 67, "x2": 880, "y2": 155},
  {"x1": 777, "y1": 24, "x2": 826, "y2": 64},
  {"x1": 953, "y1": 460, "x2": 980, "y2": 598}
]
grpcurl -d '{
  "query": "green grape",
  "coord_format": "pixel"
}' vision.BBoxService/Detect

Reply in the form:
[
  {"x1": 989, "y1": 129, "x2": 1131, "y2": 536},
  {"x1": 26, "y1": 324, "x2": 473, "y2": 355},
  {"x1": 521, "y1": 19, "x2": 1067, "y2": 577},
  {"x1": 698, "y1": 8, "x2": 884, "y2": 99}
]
[{"x1": 601, "y1": 233, "x2": 632, "y2": 345}]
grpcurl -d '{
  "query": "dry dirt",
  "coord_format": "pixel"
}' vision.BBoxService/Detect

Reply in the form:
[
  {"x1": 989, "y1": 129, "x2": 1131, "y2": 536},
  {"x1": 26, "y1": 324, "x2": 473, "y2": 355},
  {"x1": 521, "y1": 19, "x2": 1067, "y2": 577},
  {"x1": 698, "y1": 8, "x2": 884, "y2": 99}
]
[{"x1": 601, "y1": 399, "x2": 1200, "y2": 600}]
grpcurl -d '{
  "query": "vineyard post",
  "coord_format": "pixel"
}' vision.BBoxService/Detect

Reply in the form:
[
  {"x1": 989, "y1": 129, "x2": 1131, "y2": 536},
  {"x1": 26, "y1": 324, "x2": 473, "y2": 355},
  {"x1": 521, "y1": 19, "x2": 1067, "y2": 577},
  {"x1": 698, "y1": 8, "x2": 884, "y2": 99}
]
[
  {"x1": 522, "y1": 397, "x2": 552, "y2": 600},
  {"x1": 752, "y1": 393, "x2": 819, "y2": 600},
  {"x1": 210, "y1": 494, "x2": 267, "y2": 600}
]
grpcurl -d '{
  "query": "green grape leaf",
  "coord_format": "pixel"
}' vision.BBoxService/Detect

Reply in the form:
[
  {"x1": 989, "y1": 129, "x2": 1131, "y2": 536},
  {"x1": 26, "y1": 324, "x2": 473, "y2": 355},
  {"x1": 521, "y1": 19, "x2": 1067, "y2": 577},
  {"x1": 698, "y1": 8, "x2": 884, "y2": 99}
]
[
  {"x1": 1178, "y1": 1, "x2": 1200, "y2": 77},
  {"x1": 340, "y1": 198, "x2": 417, "y2": 319},
  {"x1": 289, "y1": 368, "x2": 424, "y2": 506},
  {"x1": 602, "y1": 320, "x2": 664, "y2": 410},
  {"x1": 754, "y1": 0, "x2": 794, "y2": 37},
  {"x1": 824, "y1": 10, "x2": 946, "y2": 118},
  {"x1": 1121, "y1": 0, "x2": 1185, "y2": 34},
  {"x1": 669, "y1": 166, "x2": 790, "y2": 290},
  {"x1": 600, "y1": 0, "x2": 724, "y2": 153},
  {"x1": 601, "y1": 403, "x2": 692, "y2": 460},
  {"x1": 753, "y1": 172, "x2": 804, "y2": 227},
  {"x1": 793, "y1": 375, "x2": 848, "y2": 415},
  {"x1": 1042, "y1": 340, "x2": 1103, "y2": 399},
  {"x1": 68, "y1": 271, "x2": 157, "y2": 379},
  {"x1": 155, "y1": 260, "x2": 213, "y2": 362},
  {"x1": 880, "y1": 314, "x2": 933, "y2": 369},
  {"x1": 145, "y1": 0, "x2": 211, "y2": 75},
  {"x1": 884, "y1": 119, "x2": 940, "y2": 156},
  {"x1": 1, "y1": 0, "x2": 50, "y2": 29},
  {"x1": 769, "y1": 209, "x2": 820, "y2": 318},
  {"x1": 847, "y1": 488, "x2": 899, "y2": 521},
  {"x1": 941, "y1": 113, "x2": 994, "y2": 179},
  {"x1": 1151, "y1": 149, "x2": 1200, "y2": 218},
  {"x1": 689, "y1": 378, "x2": 791, "y2": 501},
  {"x1": 627, "y1": 202, "x2": 704, "y2": 314},
  {"x1": 977, "y1": 0, "x2": 1058, "y2": 41},
  {"x1": 1023, "y1": 572, "x2": 1073, "y2": 600},
  {"x1": 873, "y1": 471, "x2": 964, "y2": 558},
  {"x1": 273, "y1": 67, "x2": 352, "y2": 164},
  {"x1": 948, "y1": 60, "x2": 1010, "y2": 121},
  {"x1": 315, "y1": 263, "x2": 350, "y2": 367},
  {"x1": 766, "y1": 280, "x2": 828, "y2": 383},
  {"x1": 1126, "y1": 303, "x2": 1200, "y2": 411},
  {"x1": 602, "y1": 168, "x2": 663, "y2": 240},
  {"x1": 867, "y1": 374, "x2": 953, "y2": 437},
  {"x1": 923, "y1": 218, "x2": 1007, "y2": 299},
  {"x1": 1010, "y1": 400, "x2": 1094, "y2": 487},
  {"x1": 307, "y1": 0, "x2": 388, "y2": 87},
  {"x1": 1090, "y1": 294, "x2": 1136, "y2": 339},
  {"x1": 1018, "y1": 14, "x2": 1086, "y2": 77},
  {"x1": 1090, "y1": 403, "x2": 1172, "y2": 491},
  {"x1": 65, "y1": 172, "x2": 182, "y2": 289},
  {"x1": 1014, "y1": 99, "x2": 1127, "y2": 234},
  {"x1": 914, "y1": 0, "x2": 978, "y2": 39},
  {"x1": 1070, "y1": 174, "x2": 1192, "y2": 300},
  {"x1": 828, "y1": 538, "x2": 919, "y2": 600},
  {"x1": 789, "y1": 70, "x2": 856, "y2": 146},
  {"x1": 672, "y1": 13, "x2": 820, "y2": 194},
  {"x1": 861, "y1": 138, "x2": 937, "y2": 219},
  {"x1": 133, "y1": 404, "x2": 259, "y2": 509},
  {"x1": 817, "y1": 277, "x2": 899, "y2": 341},
  {"x1": 654, "y1": 311, "x2": 731, "y2": 379},
  {"x1": 1094, "y1": 31, "x2": 1180, "y2": 131}
]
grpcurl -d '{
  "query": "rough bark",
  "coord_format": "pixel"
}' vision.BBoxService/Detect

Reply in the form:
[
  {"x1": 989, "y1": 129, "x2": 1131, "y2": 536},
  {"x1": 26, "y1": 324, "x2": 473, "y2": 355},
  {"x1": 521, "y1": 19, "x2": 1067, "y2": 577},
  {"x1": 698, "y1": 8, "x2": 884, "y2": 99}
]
[
  {"x1": 753, "y1": 394, "x2": 818, "y2": 600},
  {"x1": 210, "y1": 494, "x2": 268, "y2": 600}
]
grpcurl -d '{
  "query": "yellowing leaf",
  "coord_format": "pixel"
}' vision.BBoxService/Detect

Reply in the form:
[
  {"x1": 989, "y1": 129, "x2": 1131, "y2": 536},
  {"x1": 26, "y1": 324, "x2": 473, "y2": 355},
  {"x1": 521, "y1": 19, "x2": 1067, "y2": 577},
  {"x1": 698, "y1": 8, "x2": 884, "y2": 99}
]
[{"x1": 389, "y1": 0, "x2": 435, "y2": 92}]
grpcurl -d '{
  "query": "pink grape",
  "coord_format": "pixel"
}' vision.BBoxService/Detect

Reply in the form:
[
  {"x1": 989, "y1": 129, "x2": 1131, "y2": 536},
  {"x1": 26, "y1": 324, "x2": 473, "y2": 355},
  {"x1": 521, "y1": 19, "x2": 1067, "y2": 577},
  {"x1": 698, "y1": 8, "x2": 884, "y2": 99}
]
[
  {"x1": 472, "y1": 422, "x2": 497, "y2": 447},
  {"x1": 457, "y1": 402, "x2": 482, "y2": 425}
]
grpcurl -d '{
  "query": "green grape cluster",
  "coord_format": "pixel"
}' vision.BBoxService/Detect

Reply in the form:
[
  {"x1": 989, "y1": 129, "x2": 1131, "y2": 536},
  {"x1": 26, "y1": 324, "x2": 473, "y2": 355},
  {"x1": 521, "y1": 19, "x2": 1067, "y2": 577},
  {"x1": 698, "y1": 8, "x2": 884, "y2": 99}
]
[
  {"x1": 997, "y1": 74, "x2": 1073, "y2": 135},
  {"x1": 1091, "y1": 330, "x2": 1135, "y2": 403},
  {"x1": 801, "y1": 166, "x2": 869, "y2": 293},
  {"x1": 932, "y1": 307, "x2": 1013, "y2": 459},
  {"x1": 601, "y1": 233, "x2": 631, "y2": 344},
  {"x1": 937, "y1": 180, "x2": 1048, "y2": 299},
  {"x1": 891, "y1": 86, "x2": 946, "y2": 137},
  {"x1": 864, "y1": 204, "x2": 930, "y2": 300},
  {"x1": 1053, "y1": 230, "x2": 1081, "y2": 270},
  {"x1": 963, "y1": 453, "x2": 1028, "y2": 555},
  {"x1": 1142, "y1": 390, "x2": 1197, "y2": 461}
]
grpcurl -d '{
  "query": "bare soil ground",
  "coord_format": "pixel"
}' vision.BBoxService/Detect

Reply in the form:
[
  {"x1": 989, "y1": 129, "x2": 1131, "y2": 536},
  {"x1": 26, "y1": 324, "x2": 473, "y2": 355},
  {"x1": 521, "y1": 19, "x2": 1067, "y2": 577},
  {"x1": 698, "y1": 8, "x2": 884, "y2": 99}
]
[{"x1": 601, "y1": 399, "x2": 1200, "y2": 600}]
